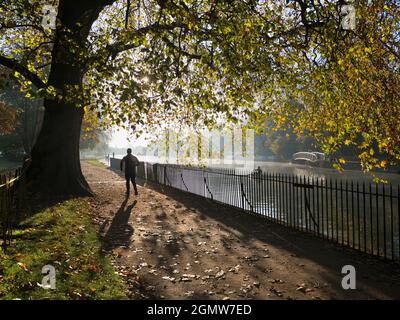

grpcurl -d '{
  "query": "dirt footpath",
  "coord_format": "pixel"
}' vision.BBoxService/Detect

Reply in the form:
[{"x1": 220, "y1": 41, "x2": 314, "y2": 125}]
[{"x1": 82, "y1": 161, "x2": 400, "y2": 300}]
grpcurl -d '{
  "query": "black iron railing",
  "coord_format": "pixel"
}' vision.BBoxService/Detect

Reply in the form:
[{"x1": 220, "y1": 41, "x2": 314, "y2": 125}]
[{"x1": 129, "y1": 162, "x2": 400, "y2": 262}]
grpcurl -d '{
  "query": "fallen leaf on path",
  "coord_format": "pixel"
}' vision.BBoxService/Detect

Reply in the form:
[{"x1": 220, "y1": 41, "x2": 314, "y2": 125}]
[
  {"x1": 296, "y1": 283, "x2": 308, "y2": 293},
  {"x1": 229, "y1": 265, "x2": 240, "y2": 273},
  {"x1": 269, "y1": 287, "x2": 283, "y2": 297},
  {"x1": 162, "y1": 276, "x2": 176, "y2": 282},
  {"x1": 215, "y1": 270, "x2": 225, "y2": 279},
  {"x1": 180, "y1": 277, "x2": 192, "y2": 282},
  {"x1": 269, "y1": 279, "x2": 284, "y2": 284}
]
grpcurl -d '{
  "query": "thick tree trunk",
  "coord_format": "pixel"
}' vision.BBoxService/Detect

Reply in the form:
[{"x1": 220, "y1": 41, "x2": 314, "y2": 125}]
[
  {"x1": 27, "y1": 64, "x2": 91, "y2": 196},
  {"x1": 28, "y1": 96, "x2": 90, "y2": 196},
  {"x1": 27, "y1": 0, "x2": 112, "y2": 197}
]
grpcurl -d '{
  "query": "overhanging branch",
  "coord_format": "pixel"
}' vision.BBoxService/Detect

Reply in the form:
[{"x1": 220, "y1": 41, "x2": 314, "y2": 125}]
[
  {"x1": 0, "y1": 55, "x2": 47, "y2": 89},
  {"x1": 104, "y1": 21, "x2": 189, "y2": 59}
]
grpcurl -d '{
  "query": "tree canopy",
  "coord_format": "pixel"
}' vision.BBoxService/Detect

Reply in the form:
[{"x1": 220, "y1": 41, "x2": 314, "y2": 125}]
[
  {"x1": 260, "y1": 0, "x2": 400, "y2": 172},
  {"x1": 1, "y1": 0, "x2": 399, "y2": 177}
]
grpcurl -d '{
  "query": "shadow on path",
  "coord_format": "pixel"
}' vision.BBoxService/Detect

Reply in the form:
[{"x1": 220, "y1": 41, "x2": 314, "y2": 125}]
[
  {"x1": 98, "y1": 165, "x2": 400, "y2": 298},
  {"x1": 135, "y1": 178, "x2": 400, "y2": 299},
  {"x1": 102, "y1": 198, "x2": 137, "y2": 250}
]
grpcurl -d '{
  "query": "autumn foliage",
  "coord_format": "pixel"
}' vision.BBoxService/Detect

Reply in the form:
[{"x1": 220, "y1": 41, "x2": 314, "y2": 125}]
[{"x1": 0, "y1": 101, "x2": 19, "y2": 134}]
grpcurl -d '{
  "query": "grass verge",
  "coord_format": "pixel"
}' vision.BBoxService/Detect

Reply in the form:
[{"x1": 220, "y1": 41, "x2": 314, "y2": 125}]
[
  {"x1": 0, "y1": 199, "x2": 127, "y2": 300},
  {"x1": 83, "y1": 159, "x2": 106, "y2": 168}
]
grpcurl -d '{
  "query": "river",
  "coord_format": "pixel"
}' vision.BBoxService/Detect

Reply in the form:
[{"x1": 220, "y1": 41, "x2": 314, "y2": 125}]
[{"x1": 110, "y1": 154, "x2": 400, "y2": 184}]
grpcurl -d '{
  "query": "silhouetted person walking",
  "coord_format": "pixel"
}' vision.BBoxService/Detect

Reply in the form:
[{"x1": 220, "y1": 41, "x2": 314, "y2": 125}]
[{"x1": 120, "y1": 148, "x2": 139, "y2": 196}]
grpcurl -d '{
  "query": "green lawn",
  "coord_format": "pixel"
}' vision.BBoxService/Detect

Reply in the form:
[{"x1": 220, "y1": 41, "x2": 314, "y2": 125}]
[{"x1": 0, "y1": 199, "x2": 127, "y2": 300}]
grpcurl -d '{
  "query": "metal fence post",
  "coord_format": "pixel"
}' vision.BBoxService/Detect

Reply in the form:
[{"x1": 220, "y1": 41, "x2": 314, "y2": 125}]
[{"x1": 240, "y1": 180, "x2": 245, "y2": 210}]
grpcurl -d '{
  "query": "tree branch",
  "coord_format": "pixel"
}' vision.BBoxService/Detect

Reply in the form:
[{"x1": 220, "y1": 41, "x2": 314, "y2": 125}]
[
  {"x1": 162, "y1": 36, "x2": 201, "y2": 60},
  {"x1": 125, "y1": 0, "x2": 131, "y2": 29},
  {"x1": 0, "y1": 55, "x2": 47, "y2": 89},
  {"x1": 104, "y1": 21, "x2": 188, "y2": 58}
]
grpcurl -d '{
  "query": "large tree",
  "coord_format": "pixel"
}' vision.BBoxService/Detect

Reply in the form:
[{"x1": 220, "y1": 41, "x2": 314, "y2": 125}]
[
  {"x1": 1, "y1": 0, "x2": 117, "y2": 195},
  {"x1": 2, "y1": 0, "x2": 397, "y2": 196},
  {"x1": 0, "y1": 0, "x2": 318, "y2": 196}
]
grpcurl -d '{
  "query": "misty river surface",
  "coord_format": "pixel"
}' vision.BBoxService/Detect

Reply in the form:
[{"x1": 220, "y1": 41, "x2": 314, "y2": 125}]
[{"x1": 124, "y1": 155, "x2": 400, "y2": 184}]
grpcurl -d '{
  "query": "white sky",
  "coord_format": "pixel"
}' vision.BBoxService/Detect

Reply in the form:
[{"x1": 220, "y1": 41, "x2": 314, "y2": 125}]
[{"x1": 109, "y1": 127, "x2": 150, "y2": 148}]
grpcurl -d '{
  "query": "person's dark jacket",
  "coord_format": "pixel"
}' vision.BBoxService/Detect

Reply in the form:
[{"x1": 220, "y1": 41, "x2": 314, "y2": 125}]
[{"x1": 120, "y1": 154, "x2": 139, "y2": 176}]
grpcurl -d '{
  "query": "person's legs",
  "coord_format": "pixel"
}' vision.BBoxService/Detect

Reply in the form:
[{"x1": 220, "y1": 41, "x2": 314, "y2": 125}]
[
  {"x1": 125, "y1": 175, "x2": 130, "y2": 195},
  {"x1": 131, "y1": 176, "x2": 138, "y2": 195}
]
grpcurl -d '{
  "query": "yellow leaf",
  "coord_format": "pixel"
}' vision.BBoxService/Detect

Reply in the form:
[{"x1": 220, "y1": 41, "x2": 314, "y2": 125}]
[
  {"x1": 369, "y1": 148, "x2": 374, "y2": 156},
  {"x1": 17, "y1": 262, "x2": 29, "y2": 271}
]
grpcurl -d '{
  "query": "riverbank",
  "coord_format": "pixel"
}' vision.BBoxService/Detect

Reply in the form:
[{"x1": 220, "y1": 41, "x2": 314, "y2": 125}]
[{"x1": 83, "y1": 160, "x2": 400, "y2": 300}]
